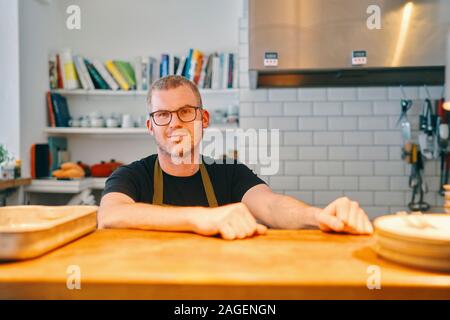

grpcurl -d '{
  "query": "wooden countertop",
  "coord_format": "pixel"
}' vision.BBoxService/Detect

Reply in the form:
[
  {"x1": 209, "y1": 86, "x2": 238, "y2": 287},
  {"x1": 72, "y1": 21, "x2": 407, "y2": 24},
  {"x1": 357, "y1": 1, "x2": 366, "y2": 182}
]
[
  {"x1": 0, "y1": 229, "x2": 449, "y2": 299},
  {"x1": 0, "y1": 178, "x2": 32, "y2": 191}
]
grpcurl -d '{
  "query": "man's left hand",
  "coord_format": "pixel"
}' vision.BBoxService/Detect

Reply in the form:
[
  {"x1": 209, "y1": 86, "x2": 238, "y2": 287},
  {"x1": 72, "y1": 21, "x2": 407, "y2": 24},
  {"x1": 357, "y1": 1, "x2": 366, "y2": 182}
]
[{"x1": 315, "y1": 197, "x2": 373, "y2": 235}]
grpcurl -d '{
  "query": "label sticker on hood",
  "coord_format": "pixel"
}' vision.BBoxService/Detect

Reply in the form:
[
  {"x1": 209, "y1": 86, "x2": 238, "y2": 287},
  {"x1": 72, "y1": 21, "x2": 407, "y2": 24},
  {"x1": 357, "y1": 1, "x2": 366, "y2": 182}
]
[{"x1": 264, "y1": 52, "x2": 278, "y2": 67}]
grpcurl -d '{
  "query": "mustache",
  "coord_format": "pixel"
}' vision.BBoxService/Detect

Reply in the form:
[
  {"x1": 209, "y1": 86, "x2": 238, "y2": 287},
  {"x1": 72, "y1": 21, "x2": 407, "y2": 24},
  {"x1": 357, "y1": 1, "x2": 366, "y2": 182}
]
[{"x1": 167, "y1": 128, "x2": 191, "y2": 136}]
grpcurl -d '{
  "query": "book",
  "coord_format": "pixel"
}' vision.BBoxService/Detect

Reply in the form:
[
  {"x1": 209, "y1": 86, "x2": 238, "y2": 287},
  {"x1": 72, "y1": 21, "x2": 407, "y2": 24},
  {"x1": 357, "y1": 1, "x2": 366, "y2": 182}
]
[
  {"x1": 193, "y1": 51, "x2": 204, "y2": 85},
  {"x1": 232, "y1": 53, "x2": 238, "y2": 89},
  {"x1": 176, "y1": 56, "x2": 186, "y2": 76},
  {"x1": 203, "y1": 54, "x2": 214, "y2": 89},
  {"x1": 227, "y1": 53, "x2": 233, "y2": 88},
  {"x1": 184, "y1": 49, "x2": 193, "y2": 79},
  {"x1": 48, "y1": 53, "x2": 58, "y2": 89},
  {"x1": 75, "y1": 55, "x2": 95, "y2": 90},
  {"x1": 198, "y1": 54, "x2": 208, "y2": 89},
  {"x1": 222, "y1": 52, "x2": 229, "y2": 89},
  {"x1": 105, "y1": 60, "x2": 130, "y2": 91},
  {"x1": 46, "y1": 91, "x2": 56, "y2": 127},
  {"x1": 211, "y1": 55, "x2": 221, "y2": 89},
  {"x1": 92, "y1": 59, "x2": 119, "y2": 90},
  {"x1": 122, "y1": 61, "x2": 137, "y2": 89},
  {"x1": 169, "y1": 55, "x2": 174, "y2": 75},
  {"x1": 149, "y1": 57, "x2": 159, "y2": 85},
  {"x1": 48, "y1": 137, "x2": 67, "y2": 172},
  {"x1": 59, "y1": 48, "x2": 80, "y2": 90},
  {"x1": 160, "y1": 54, "x2": 169, "y2": 77},
  {"x1": 85, "y1": 59, "x2": 110, "y2": 90},
  {"x1": 73, "y1": 55, "x2": 90, "y2": 90},
  {"x1": 134, "y1": 57, "x2": 143, "y2": 91},
  {"x1": 51, "y1": 93, "x2": 71, "y2": 127},
  {"x1": 56, "y1": 54, "x2": 64, "y2": 89},
  {"x1": 114, "y1": 61, "x2": 136, "y2": 89},
  {"x1": 188, "y1": 49, "x2": 201, "y2": 82}
]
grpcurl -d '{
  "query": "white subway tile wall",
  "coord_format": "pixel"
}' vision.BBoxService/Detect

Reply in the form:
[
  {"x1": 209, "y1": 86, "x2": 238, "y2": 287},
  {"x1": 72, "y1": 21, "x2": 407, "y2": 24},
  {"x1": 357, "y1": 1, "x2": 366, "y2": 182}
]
[{"x1": 238, "y1": 15, "x2": 445, "y2": 218}]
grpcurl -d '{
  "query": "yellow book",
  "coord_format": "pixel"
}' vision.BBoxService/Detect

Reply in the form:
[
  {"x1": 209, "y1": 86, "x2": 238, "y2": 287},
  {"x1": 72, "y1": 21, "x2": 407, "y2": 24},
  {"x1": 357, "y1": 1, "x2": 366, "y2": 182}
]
[{"x1": 105, "y1": 60, "x2": 130, "y2": 91}]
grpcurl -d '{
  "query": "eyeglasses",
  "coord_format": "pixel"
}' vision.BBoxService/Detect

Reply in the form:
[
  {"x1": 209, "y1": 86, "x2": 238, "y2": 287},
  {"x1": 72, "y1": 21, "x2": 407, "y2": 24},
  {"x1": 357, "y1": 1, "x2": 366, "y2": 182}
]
[{"x1": 149, "y1": 105, "x2": 202, "y2": 126}]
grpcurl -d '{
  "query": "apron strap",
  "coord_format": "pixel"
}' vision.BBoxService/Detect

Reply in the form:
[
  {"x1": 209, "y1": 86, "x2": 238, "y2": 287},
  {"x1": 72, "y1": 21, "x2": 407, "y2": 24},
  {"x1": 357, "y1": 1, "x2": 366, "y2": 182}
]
[
  {"x1": 152, "y1": 156, "x2": 218, "y2": 207},
  {"x1": 199, "y1": 161, "x2": 218, "y2": 207},
  {"x1": 152, "y1": 158, "x2": 164, "y2": 205}
]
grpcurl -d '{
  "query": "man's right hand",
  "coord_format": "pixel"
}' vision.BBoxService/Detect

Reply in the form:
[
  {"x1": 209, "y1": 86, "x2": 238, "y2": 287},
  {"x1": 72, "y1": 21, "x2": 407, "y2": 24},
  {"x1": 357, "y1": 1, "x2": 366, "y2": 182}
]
[{"x1": 190, "y1": 203, "x2": 267, "y2": 240}]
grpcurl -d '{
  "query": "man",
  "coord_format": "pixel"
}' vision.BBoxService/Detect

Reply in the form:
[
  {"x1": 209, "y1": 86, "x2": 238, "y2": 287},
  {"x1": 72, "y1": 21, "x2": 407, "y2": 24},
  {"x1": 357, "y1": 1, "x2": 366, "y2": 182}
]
[{"x1": 99, "y1": 75, "x2": 373, "y2": 240}]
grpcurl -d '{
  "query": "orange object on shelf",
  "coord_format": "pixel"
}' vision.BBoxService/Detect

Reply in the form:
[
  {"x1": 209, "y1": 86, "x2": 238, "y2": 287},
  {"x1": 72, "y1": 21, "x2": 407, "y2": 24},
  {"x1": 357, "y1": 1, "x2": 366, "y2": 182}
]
[{"x1": 91, "y1": 159, "x2": 123, "y2": 178}]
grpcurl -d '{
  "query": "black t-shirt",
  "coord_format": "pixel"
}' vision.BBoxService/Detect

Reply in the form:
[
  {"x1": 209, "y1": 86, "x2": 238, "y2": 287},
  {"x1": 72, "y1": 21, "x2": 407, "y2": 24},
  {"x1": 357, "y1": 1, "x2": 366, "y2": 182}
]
[{"x1": 102, "y1": 154, "x2": 267, "y2": 206}]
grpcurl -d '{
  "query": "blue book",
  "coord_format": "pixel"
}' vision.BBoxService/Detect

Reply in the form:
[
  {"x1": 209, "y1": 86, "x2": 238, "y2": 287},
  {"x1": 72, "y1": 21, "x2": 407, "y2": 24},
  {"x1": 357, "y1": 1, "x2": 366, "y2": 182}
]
[
  {"x1": 161, "y1": 54, "x2": 169, "y2": 77},
  {"x1": 48, "y1": 137, "x2": 67, "y2": 171},
  {"x1": 184, "y1": 49, "x2": 193, "y2": 79},
  {"x1": 51, "y1": 93, "x2": 71, "y2": 127}
]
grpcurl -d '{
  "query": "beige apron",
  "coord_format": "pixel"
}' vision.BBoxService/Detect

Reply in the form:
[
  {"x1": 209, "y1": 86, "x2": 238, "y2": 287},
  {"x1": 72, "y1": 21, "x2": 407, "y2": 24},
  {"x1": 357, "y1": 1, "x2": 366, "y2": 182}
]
[{"x1": 152, "y1": 156, "x2": 218, "y2": 207}]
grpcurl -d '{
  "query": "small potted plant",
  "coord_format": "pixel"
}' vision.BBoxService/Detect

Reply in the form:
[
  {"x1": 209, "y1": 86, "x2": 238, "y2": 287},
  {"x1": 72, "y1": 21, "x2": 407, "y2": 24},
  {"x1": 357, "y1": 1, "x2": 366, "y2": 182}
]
[{"x1": 0, "y1": 144, "x2": 10, "y2": 180}]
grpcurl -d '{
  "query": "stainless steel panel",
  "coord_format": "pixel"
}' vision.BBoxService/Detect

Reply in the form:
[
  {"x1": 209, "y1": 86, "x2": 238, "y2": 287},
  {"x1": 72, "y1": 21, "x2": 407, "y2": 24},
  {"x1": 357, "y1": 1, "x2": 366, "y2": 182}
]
[{"x1": 249, "y1": 0, "x2": 450, "y2": 71}]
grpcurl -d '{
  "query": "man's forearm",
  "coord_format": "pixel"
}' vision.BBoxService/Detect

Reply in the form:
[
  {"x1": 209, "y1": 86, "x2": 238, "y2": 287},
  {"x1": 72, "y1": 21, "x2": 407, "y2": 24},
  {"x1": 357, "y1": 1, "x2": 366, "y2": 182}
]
[
  {"x1": 98, "y1": 203, "x2": 207, "y2": 231},
  {"x1": 253, "y1": 194, "x2": 322, "y2": 229}
]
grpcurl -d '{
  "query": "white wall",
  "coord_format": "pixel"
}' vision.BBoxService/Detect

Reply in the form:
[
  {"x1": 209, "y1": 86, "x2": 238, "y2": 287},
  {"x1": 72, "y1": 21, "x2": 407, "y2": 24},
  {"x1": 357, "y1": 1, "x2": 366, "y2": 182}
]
[
  {"x1": 238, "y1": 1, "x2": 446, "y2": 218},
  {"x1": 0, "y1": 0, "x2": 20, "y2": 158},
  {"x1": 19, "y1": 0, "x2": 242, "y2": 169},
  {"x1": 19, "y1": 0, "x2": 63, "y2": 176}
]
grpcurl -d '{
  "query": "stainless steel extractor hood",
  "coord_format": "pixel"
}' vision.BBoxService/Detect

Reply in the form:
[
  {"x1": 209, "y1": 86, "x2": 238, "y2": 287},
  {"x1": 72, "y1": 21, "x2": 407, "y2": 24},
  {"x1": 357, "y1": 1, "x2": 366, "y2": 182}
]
[{"x1": 249, "y1": 0, "x2": 450, "y2": 88}]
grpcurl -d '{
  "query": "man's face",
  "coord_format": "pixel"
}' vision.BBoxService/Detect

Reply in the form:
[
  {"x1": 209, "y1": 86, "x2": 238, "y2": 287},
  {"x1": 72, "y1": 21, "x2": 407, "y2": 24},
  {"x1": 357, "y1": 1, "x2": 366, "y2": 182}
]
[{"x1": 147, "y1": 85, "x2": 209, "y2": 161}]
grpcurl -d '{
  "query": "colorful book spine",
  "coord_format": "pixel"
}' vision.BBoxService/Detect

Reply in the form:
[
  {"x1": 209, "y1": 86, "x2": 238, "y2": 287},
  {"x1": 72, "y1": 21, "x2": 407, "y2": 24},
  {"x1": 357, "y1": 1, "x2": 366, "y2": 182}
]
[
  {"x1": 176, "y1": 56, "x2": 186, "y2": 76},
  {"x1": 160, "y1": 54, "x2": 169, "y2": 77},
  {"x1": 211, "y1": 55, "x2": 221, "y2": 89},
  {"x1": 46, "y1": 91, "x2": 56, "y2": 127},
  {"x1": 56, "y1": 54, "x2": 64, "y2": 89},
  {"x1": 227, "y1": 53, "x2": 234, "y2": 89},
  {"x1": 92, "y1": 59, "x2": 119, "y2": 90},
  {"x1": 184, "y1": 49, "x2": 193, "y2": 79},
  {"x1": 85, "y1": 59, "x2": 110, "y2": 90},
  {"x1": 193, "y1": 51, "x2": 204, "y2": 85},
  {"x1": 48, "y1": 53, "x2": 58, "y2": 90},
  {"x1": 232, "y1": 53, "x2": 238, "y2": 89},
  {"x1": 59, "y1": 48, "x2": 80, "y2": 90},
  {"x1": 114, "y1": 61, "x2": 136, "y2": 89},
  {"x1": 105, "y1": 60, "x2": 130, "y2": 91},
  {"x1": 51, "y1": 93, "x2": 71, "y2": 127},
  {"x1": 73, "y1": 55, "x2": 90, "y2": 90},
  {"x1": 76, "y1": 56, "x2": 95, "y2": 90}
]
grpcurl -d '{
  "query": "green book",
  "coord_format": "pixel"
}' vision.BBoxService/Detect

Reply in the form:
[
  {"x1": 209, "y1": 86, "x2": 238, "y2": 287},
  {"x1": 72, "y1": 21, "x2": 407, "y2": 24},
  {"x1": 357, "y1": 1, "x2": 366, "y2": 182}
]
[{"x1": 114, "y1": 61, "x2": 136, "y2": 89}]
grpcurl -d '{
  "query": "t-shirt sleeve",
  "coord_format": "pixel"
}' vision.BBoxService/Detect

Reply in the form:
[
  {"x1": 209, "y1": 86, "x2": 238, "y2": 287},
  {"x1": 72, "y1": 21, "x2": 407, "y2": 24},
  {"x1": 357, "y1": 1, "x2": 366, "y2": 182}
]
[
  {"x1": 102, "y1": 165, "x2": 141, "y2": 202},
  {"x1": 231, "y1": 162, "x2": 267, "y2": 202}
]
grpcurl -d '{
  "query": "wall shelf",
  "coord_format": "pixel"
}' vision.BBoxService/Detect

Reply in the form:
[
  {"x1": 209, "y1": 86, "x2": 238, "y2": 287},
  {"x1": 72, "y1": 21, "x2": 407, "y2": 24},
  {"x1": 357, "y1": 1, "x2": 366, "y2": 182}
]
[
  {"x1": 50, "y1": 89, "x2": 239, "y2": 96},
  {"x1": 25, "y1": 177, "x2": 107, "y2": 193},
  {"x1": 43, "y1": 123, "x2": 239, "y2": 135}
]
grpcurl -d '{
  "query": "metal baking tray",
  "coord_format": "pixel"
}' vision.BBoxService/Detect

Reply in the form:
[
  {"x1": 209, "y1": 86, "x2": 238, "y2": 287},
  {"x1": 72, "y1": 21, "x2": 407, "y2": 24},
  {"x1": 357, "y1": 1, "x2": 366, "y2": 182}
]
[{"x1": 0, "y1": 205, "x2": 97, "y2": 261}]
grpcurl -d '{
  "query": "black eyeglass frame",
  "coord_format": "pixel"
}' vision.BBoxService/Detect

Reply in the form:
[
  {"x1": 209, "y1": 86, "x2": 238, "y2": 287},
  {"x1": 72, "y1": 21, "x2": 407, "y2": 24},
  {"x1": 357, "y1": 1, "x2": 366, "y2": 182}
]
[{"x1": 149, "y1": 105, "x2": 203, "y2": 126}]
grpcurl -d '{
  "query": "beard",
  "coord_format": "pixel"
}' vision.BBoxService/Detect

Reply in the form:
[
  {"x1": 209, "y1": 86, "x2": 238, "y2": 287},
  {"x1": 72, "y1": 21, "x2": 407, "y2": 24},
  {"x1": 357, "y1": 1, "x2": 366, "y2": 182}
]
[{"x1": 154, "y1": 126, "x2": 203, "y2": 164}]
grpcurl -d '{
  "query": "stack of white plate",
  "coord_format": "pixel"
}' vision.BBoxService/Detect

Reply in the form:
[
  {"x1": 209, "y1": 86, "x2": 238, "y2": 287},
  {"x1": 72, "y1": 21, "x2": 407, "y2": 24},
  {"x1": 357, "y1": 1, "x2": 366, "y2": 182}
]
[
  {"x1": 373, "y1": 214, "x2": 450, "y2": 272},
  {"x1": 444, "y1": 185, "x2": 450, "y2": 213}
]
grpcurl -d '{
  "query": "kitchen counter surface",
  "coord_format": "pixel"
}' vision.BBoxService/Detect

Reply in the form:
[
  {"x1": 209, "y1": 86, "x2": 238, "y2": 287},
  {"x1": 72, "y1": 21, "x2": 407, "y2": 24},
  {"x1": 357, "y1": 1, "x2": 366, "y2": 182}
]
[{"x1": 0, "y1": 229, "x2": 449, "y2": 299}]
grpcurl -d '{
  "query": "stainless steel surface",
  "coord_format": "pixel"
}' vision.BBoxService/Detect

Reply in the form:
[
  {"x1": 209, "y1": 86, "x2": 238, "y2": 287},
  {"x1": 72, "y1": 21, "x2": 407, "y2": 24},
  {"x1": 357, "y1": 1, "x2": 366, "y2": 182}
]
[
  {"x1": 249, "y1": 0, "x2": 450, "y2": 87},
  {"x1": 0, "y1": 205, "x2": 97, "y2": 261}
]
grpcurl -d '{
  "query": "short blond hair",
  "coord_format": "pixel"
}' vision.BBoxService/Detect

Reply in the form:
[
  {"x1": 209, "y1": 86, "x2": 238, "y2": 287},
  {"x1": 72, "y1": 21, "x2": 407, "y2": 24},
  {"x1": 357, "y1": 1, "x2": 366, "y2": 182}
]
[{"x1": 146, "y1": 75, "x2": 203, "y2": 110}]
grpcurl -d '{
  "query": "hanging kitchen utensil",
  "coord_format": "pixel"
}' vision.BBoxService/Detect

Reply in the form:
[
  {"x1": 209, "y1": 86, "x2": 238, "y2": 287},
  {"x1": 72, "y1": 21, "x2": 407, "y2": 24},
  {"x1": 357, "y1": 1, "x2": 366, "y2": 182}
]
[
  {"x1": 396, "y1": 99, "x2": 413, "y2": 143},
  {"x1": 408, "y1": 146, "x2": 430, "y2": 212},
  {"x1": 418, "y1": 98, "x2": 438, "y2": 160},
  {"x1": 436, "y1": 97, "x2": 449, "y2": 195}
]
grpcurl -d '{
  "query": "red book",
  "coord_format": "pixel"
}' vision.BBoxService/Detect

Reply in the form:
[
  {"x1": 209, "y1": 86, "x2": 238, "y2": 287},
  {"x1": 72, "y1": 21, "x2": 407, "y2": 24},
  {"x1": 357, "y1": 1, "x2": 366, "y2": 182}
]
[
  {"x1": 46, "y1": 91, "x2": 56, "y2": 127},
  {"x1": 56, "y1": 54, "x2": 64, "y2": 89}
]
